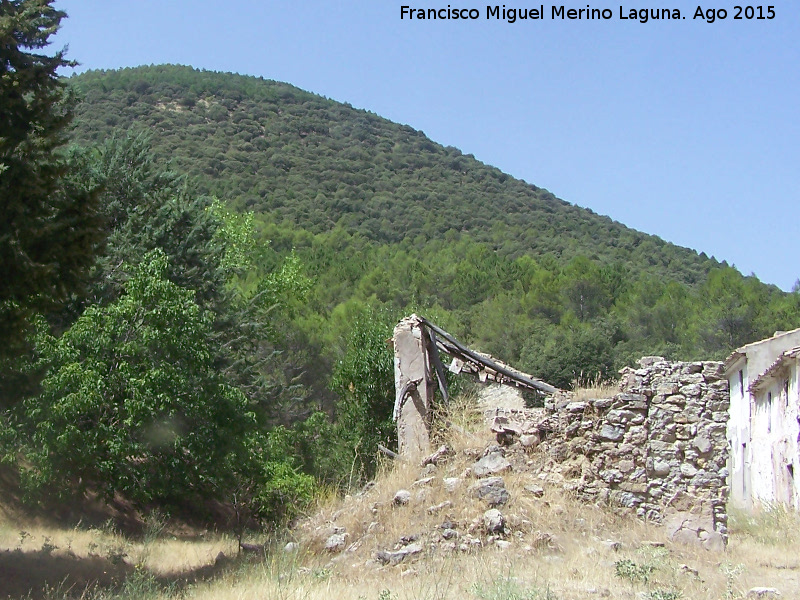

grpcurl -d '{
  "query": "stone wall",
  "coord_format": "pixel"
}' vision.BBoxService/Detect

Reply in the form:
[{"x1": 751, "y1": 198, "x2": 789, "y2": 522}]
[{"x1": 533, "y1": 357, "x2": 729, "y2": 550}]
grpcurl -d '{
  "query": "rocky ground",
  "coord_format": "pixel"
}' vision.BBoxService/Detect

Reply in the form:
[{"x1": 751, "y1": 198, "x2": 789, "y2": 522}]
[{"x1": 293, "y1": 397, "x2": 797, "y2": 600}]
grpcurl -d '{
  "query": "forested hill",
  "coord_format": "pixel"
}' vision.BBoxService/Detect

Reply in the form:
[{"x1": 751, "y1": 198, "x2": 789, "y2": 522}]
[
  {"x1": 69, "y1": 64, "x2": 718, "y2": 285},
  {"x1": 62, "y1": 63, "x2": 800, "y2": 393}
]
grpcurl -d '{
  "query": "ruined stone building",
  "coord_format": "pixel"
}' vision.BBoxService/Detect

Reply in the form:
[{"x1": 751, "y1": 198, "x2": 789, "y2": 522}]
[
  {"x1": 394, "y1": 314, "x2": 800, "y2": 540},
  {"x1": 725, "y1": 328, "x2": 800, "y2": 510}
]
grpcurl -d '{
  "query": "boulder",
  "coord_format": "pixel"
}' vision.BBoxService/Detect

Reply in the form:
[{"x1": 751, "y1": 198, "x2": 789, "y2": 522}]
[
  {"x1": 473, "y1": 452, "x2": 512, "y2": 478},
  {"x1": 374, "y1": 542, "x2": 423, "y2": 566},
  {"x1": 483, "y1": 508, "x2": 505, "y2": 533},
  {"x1": 469, "y1": 477, "x2": 510, "y2": 507},
  {"x1": 324, "y1": 533, "x2": 347, "y2": 553},
  {"x1": 393, "y1": 489, "x2": 411, "y2": 505},
  {"x1": 523, "y1": 483, "x2": 545, "y2": 497}
]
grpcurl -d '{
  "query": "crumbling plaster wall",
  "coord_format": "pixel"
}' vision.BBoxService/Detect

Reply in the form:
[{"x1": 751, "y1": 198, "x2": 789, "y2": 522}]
[
  {"x1": 393, "y1": 316, "x2": 434, "y2": 458},
  {"x1": 534, "y1": 357, "x2": 729, "y2": 550},
  {"x1": 749, "y1": 360, "x2": 800, "y2": 509}
]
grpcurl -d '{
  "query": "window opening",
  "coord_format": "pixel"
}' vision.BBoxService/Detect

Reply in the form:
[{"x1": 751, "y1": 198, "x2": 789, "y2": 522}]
[{"x1": 768, "y1": 391, "x2": 773, "y2": 433}]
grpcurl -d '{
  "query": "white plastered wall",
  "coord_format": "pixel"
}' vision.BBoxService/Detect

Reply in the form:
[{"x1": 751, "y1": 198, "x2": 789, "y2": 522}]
[
  {"x1": 726, "y1": 357, "x2": 751, "y2": 507},
  {"x1": 748, "y1": 359, "x2": 800, "y2": 509}
]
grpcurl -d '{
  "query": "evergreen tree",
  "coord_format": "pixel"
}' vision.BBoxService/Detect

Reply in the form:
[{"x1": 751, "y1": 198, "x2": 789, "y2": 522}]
[{"x1": 0, "y1": 1, "x2": 102, "y2": 362}]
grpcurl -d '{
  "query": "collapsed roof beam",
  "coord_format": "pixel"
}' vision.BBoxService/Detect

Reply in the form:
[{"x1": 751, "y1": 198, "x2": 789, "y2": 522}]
[
  {"x1": 416, "y1": 315, "x2": 559, "y2": 395},
  {"x1": 392, "y1": 314, "x2": 559, "y2": 458}
]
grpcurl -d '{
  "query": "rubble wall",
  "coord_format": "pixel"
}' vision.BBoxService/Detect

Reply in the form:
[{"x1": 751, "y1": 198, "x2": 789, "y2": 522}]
[{"x1": 536, "y1": 357, "x2": 729, "y2": 550}]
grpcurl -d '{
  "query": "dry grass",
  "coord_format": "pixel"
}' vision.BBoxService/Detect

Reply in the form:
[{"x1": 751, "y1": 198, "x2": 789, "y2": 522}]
[
  {"x1": 2, "y1": 398, "x2": 800, "y2": 599},
  {"x1": 569, "y1": 380, "x2": 620, "y2": 401}
]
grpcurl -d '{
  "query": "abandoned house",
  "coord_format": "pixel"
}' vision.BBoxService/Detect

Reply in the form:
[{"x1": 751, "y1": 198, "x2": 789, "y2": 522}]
[
  {"x1": 393, "y1": 314, "x2": 800, "y2": 520},
  {"x1": 725, "y1": 327, "x2": 800, "y2": 510}
]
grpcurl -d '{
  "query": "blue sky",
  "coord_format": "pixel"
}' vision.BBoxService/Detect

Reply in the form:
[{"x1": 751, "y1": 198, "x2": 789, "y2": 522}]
[{"x1": 53, "y1": 1, "x2": 799, "y2": 290}]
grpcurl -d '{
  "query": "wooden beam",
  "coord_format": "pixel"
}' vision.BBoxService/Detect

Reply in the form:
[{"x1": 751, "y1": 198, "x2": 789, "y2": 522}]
[{"x1": 417, "y1": 316, "x2": 559, "y2": 394}]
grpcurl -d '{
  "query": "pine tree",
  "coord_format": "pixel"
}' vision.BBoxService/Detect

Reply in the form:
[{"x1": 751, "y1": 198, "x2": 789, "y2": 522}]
[{"x1": 0, "y1": 0, "x2": 103, "y2": 361}]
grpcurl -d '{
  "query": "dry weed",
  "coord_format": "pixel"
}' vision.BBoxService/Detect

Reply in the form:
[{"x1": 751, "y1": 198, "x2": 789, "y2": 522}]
[{"x1": 569, "y1": 379, "x2": 619, "y2": 401}]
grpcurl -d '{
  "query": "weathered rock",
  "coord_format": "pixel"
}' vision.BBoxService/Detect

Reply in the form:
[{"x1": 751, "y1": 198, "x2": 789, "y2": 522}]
[
  {"x1": 472, "y1": 452, "x2": 512, "y2": 477},
  {"x1": 482, "y1": 444, "x2": 505, "y2": 457},
  {"x1": 483, "y1": 508, "x2": 505, "y2": 533},
  {"x1": 692, "y1": 435, "x2": 713, "y2": 454},
  {"x1": 325, "y1": 533, "x2": 347, "y2": 553},
  {"x1": 443, "y1": 477, "x2": 462, "y2": 493},
  {"x1": 606, "y1": 409, "x2": 637, "y2": 424},
  {"x1": 746, "y1": 588, "x2": 782, "y2": 599},
  {"x1": 427, "y1": 500, "x2": 452, "y2": 514},
  {"x1": 393, "y1": 489, "x2": 411, "y2": 505},
  {"x1": 593, "y1": 398, "x2": 613, "y2": 409},
  {"x1": 442, "y1": 528, "x2": 458, "y2": 540},
  {"x1": 665, "y1": 511, "x2": 725, "y2": 551},
  {"x1": 412, "y1": 476, "x2": 435, "y2": 487},
  {"x1": 680, "y1": 372, "x2": 705, "y2": 385},
  {"x1": 421, "y1": 444, "x2": 452, "y2": 467},
  {"x1": 639, "y1": 356, "x2": 665, "y2": 367},
  {"x1": 283, "y1": 542, "x2": 299, "y2": 553},
  {"x1": 374, "y1": 542, "x2": 423, "y2": 566},
  {"x1": 701, "y1": 531, "x2": 726, "y2": 552},
  {"x1": 469, "y1": 476, "x2": 510, "y2": 506},
  {"x1": 523, "y1": 483, "x2": 544, "y2": 497},
  {"x1": 651, "y1": 459, "x2": 671, "y2": 477},
  {"x1": 491, "y1": 416, "x2": 523, "y2": 437},
  {"x1": 657, "y1": 382, "x2": 680, "y2": 395},
  {"x1": 664, "y1": 393, "x2": 686, "y2": 405},
  {"x1": 598, "y1": 424, "x2": 624, "y2": 442},
  {"x1": 618, "y1": 459, "x2": 635, "y2": 473}
]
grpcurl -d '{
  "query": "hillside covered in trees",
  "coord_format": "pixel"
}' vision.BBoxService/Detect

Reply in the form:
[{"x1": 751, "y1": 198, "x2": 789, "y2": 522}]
[
  {"x1": 70, "y1": 65, "x2": 719, "y2": 285},
  {"x1": 66, "y1": 65, "x2": 800, "y2": 373}
]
